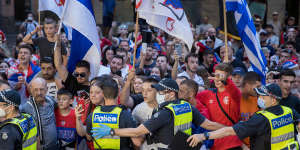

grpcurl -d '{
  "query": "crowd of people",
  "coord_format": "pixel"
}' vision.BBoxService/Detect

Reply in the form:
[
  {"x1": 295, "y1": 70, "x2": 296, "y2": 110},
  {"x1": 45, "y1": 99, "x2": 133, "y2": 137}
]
[{"x1": 0, "y1": 7, "x2": 300, "y2": 150}]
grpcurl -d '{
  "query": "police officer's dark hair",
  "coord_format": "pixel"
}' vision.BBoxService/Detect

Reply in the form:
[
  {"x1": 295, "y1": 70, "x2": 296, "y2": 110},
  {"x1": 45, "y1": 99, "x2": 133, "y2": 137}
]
[
  {"x1": 180, "y1": 79, "x2": 198, "y2": 97},
  {"x1": 185, "y1": 53, "x2": 198, "y2": 63},
  {"x1": 242, "y1": 71, "x2": 261, "y2": 86},
  {"x1": 101, "y1": 78, "x2": 119, "y2": 99},
  {"x1": 214, "y1": 63, "x2": 233, "y2": 74},
  {"x1": 75, "y1": 60, "x2": 90, "y2": 72},
  {"x1": 279, "y1": 69, "x2": 296, "y2": 79},
  {"x1": 57, "y1": 88, "x2": 73, "y2": 99}
]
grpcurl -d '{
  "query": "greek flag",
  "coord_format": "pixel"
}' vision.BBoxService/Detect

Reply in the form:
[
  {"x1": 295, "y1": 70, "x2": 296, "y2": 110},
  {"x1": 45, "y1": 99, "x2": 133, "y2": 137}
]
[
  {"x1": 226, "y1": 0, "x2": 267, "y2": 83},
  {"x1": 61, "y1": 0, "x2": 100, "y2": 78}
]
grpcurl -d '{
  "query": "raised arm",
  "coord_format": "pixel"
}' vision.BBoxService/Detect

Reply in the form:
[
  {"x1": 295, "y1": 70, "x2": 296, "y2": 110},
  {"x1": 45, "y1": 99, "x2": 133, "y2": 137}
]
[
  {"x1": 54, "y1": 34, "x2": 69, "y2": 82},
  {"x1": 171, "y1": 51, "x2": 180, "y2": 80},
  {"x1": 23, "y1": 25, "x2": 42, "y2": 44},
  {"x1": 119, "y1": 69, "x2": 135, "y2": 108}
]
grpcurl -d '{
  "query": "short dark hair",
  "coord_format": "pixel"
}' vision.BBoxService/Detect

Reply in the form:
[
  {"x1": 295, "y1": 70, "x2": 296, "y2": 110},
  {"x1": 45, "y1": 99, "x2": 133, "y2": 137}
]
[
  {"x1": 57, "y1": 88, "x2": 73, "y2": 99},
  {"x1": 112, "y1": 55, "x2": 124, "y2": 63},
  {"x1": 40, "y1": 57, "x2": 54, "y2": 67},
  {"x1": 214, "y1": 63, "x2": 232, "y2": 74},
  {"x1": 285, "y1": 41, "x2": 296, "y2": 49},
  {"x1": 101, "y1": 78, "x2": 119, "y2": 99},
  {"x1": 76, "y1": 60, "x2": 90, "y2": 72},
  {"x1": 242, "y1": 71, "x2": 261, "y2": 86},
  {"x1": 185, "y1": 53, "x2": 198, "y2": 63},
  {"x1": 181, "y1": 79, "x2": 198, "y2": 96},
  {"x1": 116, "y1": 48, "x2": 128, "y2": 55},
  {"x1": 265, "y1": 24, "x2": 274, "y2": 29},
  {"x1": 280, "y1": 69, "x2": 296, "y2": 79},
  {"x1": 19, "y1": 44, "x2": 33, "y2": 54},
  {"x1": 203, "y1": 49, "x2": 214, "y2": 56}
]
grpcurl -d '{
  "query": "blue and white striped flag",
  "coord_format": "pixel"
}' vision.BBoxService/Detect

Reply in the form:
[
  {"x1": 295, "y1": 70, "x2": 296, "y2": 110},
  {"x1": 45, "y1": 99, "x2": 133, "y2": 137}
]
[
  {"x1": 61, "y1": 0, "x2": 100, "y2": 78},
  {"x1": 226, "y1": 0, "x2": 267, "y2": 83}
]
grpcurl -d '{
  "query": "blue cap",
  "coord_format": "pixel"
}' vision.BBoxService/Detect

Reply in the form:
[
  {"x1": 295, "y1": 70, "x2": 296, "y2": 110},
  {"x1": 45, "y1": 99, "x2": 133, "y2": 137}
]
[
  {"x1": 255, "y1": 83, "x2": 282, "y2": 100},
  {"x1": 232, "y1": 67, "x2": 246, "y2": 76}
]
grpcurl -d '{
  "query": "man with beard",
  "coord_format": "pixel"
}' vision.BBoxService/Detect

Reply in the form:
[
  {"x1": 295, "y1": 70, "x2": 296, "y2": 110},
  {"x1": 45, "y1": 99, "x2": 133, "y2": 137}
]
[
  {"x1": 178, "y1": 53, "x2": 204, "y2": 86},
  {"x1": 20, "y1": 77, "x2": 58, "y2": 149},
  {"x1": 279, "y1": 69, "x2": 300, "y2": 114},
  {"x1": 39, "y1": 57, "x2": 63, "y2": 99},
  {"x1": 98, "y1": 55, "x2": 124, "y2": 77}
]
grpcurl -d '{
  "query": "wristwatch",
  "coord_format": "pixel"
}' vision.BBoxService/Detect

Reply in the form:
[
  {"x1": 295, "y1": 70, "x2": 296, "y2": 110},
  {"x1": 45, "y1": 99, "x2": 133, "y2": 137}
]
[
  {"x1": 110, "y1": 128, "x2": 115, "y2": 136},
  {"x1": 204, "y1": 132, "x2": 210, "y2": 140}
]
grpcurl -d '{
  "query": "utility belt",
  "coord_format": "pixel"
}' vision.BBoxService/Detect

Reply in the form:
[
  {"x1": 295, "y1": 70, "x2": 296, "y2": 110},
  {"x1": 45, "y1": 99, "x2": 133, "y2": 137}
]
[{"x1": 146, "y1": 134, "x2": 169, "y2": 150}]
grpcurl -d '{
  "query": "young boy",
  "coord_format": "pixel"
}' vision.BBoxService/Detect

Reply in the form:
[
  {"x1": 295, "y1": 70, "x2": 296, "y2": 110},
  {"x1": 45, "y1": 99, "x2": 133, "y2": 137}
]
[{"x1": 55, "y1": 88, "x2": 77, "y2": 150}]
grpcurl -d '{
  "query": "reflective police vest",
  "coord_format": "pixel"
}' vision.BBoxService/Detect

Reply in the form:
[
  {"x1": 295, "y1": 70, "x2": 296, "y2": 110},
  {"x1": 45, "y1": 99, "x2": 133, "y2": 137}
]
[
  {"x1": 257, "y1": 106, "x2": 298, "y2": 150},
  {"x1": 92, "y1": 106, "x2": 122, "y2": 149},
  {"x1": 165, "y1": 100, "x2": 193, "y2": 135},
  {"x1": 0, "y1": 113, "x2": 37, "y2": 150}
]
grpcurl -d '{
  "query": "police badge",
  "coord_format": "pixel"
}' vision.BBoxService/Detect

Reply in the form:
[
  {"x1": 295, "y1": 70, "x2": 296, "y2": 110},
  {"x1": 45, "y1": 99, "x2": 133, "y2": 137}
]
[{"x1": 1, "y1": 132, "x2": 8, "y2": 140}]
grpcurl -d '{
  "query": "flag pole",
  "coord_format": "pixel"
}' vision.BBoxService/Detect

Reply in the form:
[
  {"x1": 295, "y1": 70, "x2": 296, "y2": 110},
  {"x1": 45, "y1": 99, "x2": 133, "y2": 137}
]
[
  {"x1": 54, "y1": 0, "x2": 68, "y2": 51},
  {"x1": 223, "y1": 0, "x2": 229, "y2": 63},
  {"x1": 132, "y1": 12, "x2": 139, "y2": 67},
  {"x1": 38, "y1": 12, "x2": 41, "y2": 25}
]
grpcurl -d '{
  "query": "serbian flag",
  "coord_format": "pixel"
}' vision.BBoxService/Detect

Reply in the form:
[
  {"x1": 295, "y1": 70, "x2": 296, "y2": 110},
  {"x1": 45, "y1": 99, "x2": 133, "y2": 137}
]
[
  {"x1": 39, "y1": 0, "x2": 64, "y2": 18},
  {"x1": 61, "y1": 0, "x2": 100, "y2": 78},
  {"x1": 136, "y1": 0, "x2": 194, "y2": 49}
]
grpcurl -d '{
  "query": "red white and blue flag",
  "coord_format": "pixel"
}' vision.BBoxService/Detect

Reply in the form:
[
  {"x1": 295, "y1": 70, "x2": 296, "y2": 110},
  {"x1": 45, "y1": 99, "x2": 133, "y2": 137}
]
[{"x1": 136, "y1": 0, "x2": 194, "y2": 49}]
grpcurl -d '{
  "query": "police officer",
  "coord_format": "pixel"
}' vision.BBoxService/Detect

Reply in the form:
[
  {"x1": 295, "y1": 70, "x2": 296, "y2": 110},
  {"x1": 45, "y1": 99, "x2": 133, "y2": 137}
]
[
  {"x1": 91, "y1": 78, "x2": 224, "y2": 150},
  {"x1": 188, "y1": 83, "x2": 300, "y2": 150},
  {"x1": 0, "y1": 89, "x2": 38, "y2": 150},
  {"x1": 86, "y1": 77, "x2": 141, "y2": 150}
]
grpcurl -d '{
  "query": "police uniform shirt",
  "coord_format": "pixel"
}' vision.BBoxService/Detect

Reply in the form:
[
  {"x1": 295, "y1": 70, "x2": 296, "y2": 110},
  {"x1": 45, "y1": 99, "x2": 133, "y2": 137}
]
[
  {"x1": 86, "y1": 105, "x2": 137, "y2": 150},
  {"x1": 233, "y1": 105, "x2": 300, "y2": 150},
  {"x1": 0, "y1": 115, "x2": 25, "y2": 150},
  {"x1": 143, "y1": 100, "x2": 206, "y2": 146}
]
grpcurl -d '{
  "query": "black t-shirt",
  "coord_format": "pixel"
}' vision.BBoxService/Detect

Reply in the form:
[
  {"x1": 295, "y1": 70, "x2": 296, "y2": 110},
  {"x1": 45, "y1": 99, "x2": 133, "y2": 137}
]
[
  {"x1": 63, "y1": 73, "x2": 90, "y2": 96},
  {"x1": 32, "y1": 37, "x2": 67, "y2": 59},
  {"x1": 86, "y1": 105, "x2": 137, "y2": 150},
  {"x1": 280, "y1": 94, "x2": 300, "y2": 114},
  {"x1": 233, "y1": 105, "x2": 299, "y2": 150},
  {"x1": 0, "y1": 116, "x2": 25, "y2": 150},
  {"x1": 143, "y1": 100, "x2": 206, "y2": 145}
]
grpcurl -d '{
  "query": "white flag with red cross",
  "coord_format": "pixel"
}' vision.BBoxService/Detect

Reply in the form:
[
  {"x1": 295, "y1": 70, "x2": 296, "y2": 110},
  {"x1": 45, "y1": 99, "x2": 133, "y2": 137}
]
[
  {"x1": 136, "y1": 0, "x2": 194, "y2": 50},
  {"x1": 39, "y1": 0, "x2": 65, "y2": 18}
]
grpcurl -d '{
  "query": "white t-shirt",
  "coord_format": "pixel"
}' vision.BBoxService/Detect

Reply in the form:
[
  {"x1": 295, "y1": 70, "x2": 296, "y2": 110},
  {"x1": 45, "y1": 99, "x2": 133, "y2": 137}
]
[{"x1": 132, "y1": 102, "x2": 157, "y2": 150}]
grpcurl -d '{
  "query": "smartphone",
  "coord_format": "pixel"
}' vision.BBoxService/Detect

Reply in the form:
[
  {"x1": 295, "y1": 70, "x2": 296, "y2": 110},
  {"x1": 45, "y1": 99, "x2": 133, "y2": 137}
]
[{"x1": 174, "y1": 43, "x2": 182, "y2": 56}]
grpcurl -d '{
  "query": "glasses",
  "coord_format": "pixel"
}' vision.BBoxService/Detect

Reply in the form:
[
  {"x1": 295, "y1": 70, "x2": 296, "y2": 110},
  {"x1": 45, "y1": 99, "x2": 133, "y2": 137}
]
[{"x1": 73, "y1": 72, "x2": 86, "y2": 78}]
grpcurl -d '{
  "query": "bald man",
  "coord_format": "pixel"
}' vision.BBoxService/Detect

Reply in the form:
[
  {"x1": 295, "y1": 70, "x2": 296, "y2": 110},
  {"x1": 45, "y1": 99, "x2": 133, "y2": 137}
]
[{"x1": 20, "y1": 77, "x2": 59, "y2": 150}]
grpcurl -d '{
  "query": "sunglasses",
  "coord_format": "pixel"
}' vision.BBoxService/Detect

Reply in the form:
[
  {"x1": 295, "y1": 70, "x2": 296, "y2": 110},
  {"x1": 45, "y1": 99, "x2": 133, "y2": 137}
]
[{"x1": 73, "y1": 72, "x2": 86, "y2": 78}]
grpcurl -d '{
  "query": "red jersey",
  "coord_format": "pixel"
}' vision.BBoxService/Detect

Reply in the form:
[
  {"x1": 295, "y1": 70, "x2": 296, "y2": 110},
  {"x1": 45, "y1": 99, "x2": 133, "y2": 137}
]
[
  {"x1": 55, "y1": 108, "x2": 77, "y2": 144},
  {"x1": 196, "y1": 78, "x2": 242, "y2": 150}
]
